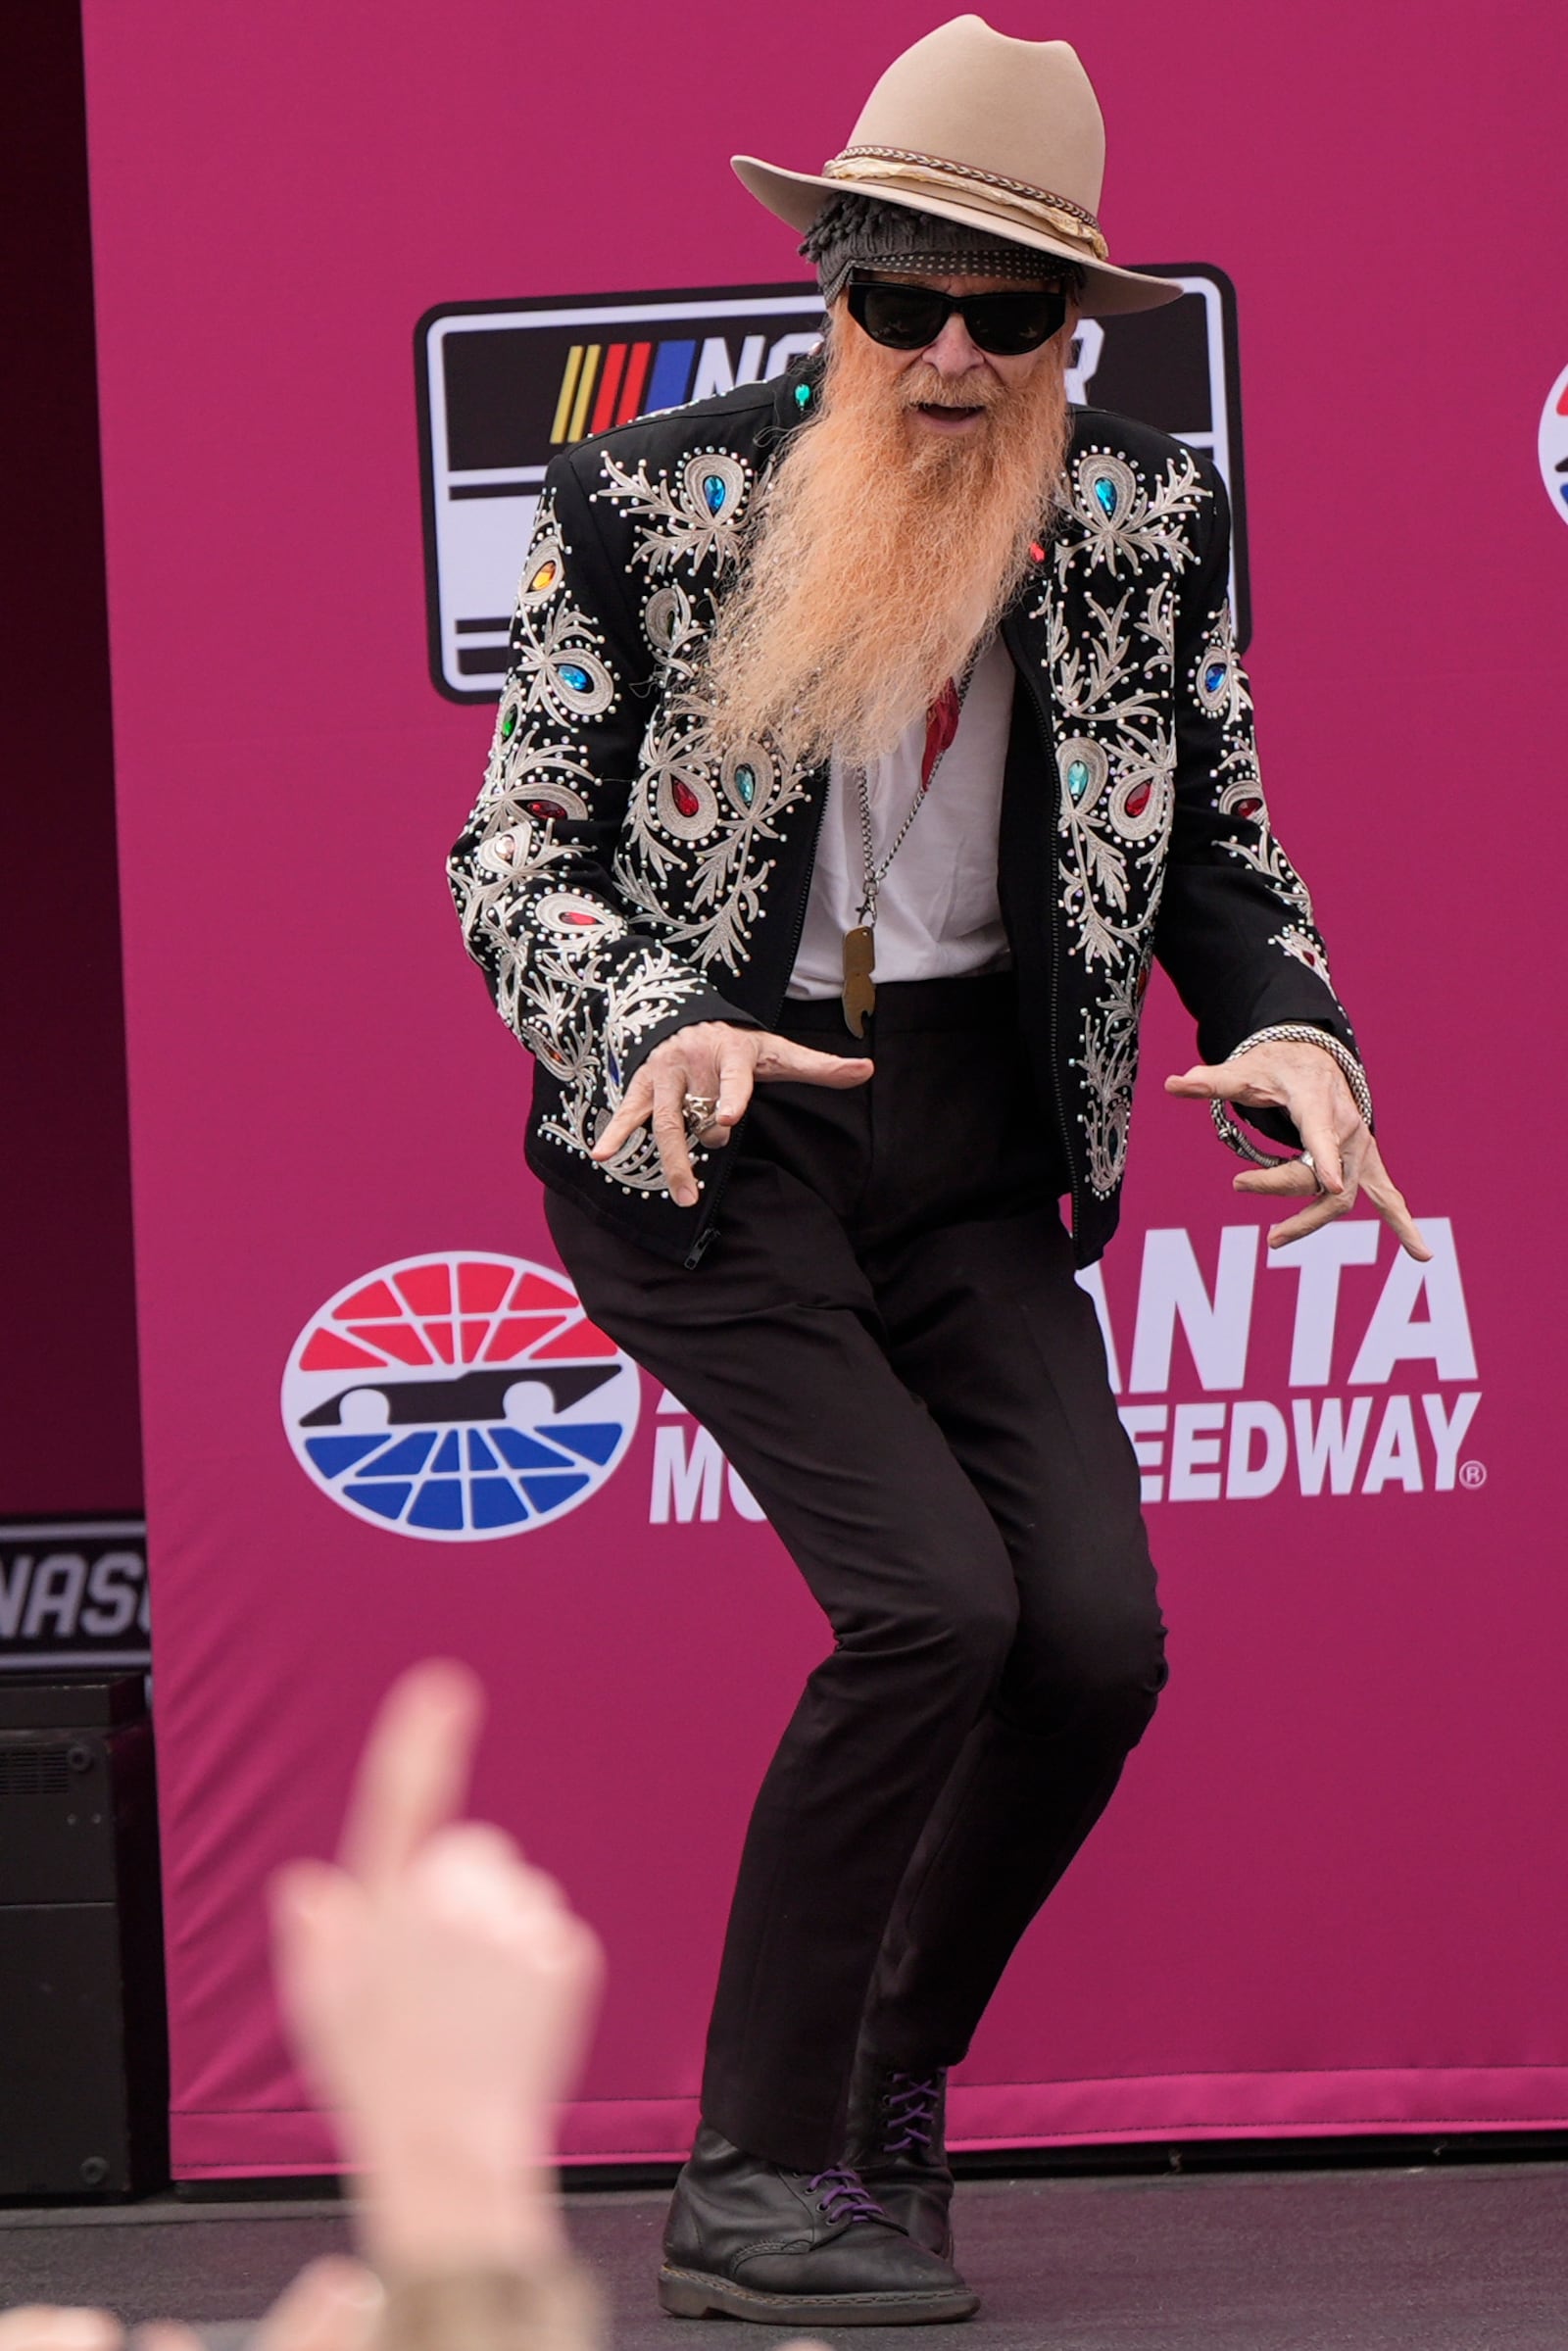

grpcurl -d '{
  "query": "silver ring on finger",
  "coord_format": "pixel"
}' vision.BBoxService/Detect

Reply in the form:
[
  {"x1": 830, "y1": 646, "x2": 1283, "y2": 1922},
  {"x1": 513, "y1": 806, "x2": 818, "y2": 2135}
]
[
  {"x1": 1299, "y1": 1150, "x2": 1327, "y2": 1195},
  {"x1": 682, "y1": 1093, "x2": 719, "y2": 1141}
]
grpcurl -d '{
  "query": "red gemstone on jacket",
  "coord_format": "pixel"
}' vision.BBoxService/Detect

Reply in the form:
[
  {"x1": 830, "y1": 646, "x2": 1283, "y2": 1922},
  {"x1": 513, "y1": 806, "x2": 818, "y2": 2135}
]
[
  {"x1": 672, "y1": 779, "x2": 702, "y2": 818},
  {"x1": 1125, "y1": 780, "x2": 1152, "y2": 817}
]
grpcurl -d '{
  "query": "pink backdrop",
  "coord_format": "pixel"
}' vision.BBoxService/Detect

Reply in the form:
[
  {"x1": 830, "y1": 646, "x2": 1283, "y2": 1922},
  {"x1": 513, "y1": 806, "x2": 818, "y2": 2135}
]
[{"x1": 80, "y1": 0, "x2": 1568, "y2": 2175}]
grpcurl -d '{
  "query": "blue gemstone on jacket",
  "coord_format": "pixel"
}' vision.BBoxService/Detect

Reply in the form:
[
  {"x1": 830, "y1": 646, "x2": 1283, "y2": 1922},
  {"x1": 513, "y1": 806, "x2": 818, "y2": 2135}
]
[
  {"x1": 559, "y1": 663, "x2": 592, "y2": 692},
  {"x1": 702, "y1": 474, "x2": 727, "y2": 514},
  {"x1": 1067, "y1": 759, "x2": 1091, "y2": 801},
  {"x1": 1093, "y1": 476, "x2": 1117, "y2": 517},
  {"x1": 1204, "y1": 661, "x2": 1227, "y2": 695},
  {"x1": 735, "y1": 763, "x2": 757, "y2": 805}
]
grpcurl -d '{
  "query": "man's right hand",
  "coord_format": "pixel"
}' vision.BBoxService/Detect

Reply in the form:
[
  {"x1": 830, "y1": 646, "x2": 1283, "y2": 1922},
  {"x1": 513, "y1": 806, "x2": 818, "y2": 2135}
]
[{"x1": 591, "y1": 1021, "x2": 873, "y2": 1207}]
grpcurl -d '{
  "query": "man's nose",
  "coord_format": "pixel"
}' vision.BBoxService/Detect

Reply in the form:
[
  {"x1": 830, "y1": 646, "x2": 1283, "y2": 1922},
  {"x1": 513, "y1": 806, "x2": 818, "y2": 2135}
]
[{"x1": 922, "y1": 312, "x2": 986, "y2": 375}]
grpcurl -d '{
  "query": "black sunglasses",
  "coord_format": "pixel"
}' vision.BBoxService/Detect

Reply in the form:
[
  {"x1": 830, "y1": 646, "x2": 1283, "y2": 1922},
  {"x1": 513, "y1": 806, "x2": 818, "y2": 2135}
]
[{"x1": 845, "y1": 275, "x2": 1069, "y2": 356}]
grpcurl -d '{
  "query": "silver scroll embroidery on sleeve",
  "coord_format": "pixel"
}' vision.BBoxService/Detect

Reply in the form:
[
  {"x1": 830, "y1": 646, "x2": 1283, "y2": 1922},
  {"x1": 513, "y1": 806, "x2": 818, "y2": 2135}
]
[
  {"x1": 1033, "y1": 443, "x2": 1346, "y2": 1198},
  {"x1": 446, "y1": 488, "x2": 712, "y2": 1194}
]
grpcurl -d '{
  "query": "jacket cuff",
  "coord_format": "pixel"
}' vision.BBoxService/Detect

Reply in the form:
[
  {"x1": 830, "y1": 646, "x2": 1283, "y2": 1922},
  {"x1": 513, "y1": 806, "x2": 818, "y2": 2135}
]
[
  {"x1": 1202, "y1": 976, "x2": 1361, "y2": 1151},
  {"x1": 617, "y1": 988, "x2": 763, "y2": 1085},
  {"x1": 1228, "y1": 1017, "x2": 1371, "y2": 1152}
]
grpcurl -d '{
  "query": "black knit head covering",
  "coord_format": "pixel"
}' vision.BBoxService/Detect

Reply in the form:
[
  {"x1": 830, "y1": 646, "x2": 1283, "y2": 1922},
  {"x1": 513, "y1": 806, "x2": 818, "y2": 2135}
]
[{"x1": 800, "y1": 191, "x2": 1085, "y2": 306}]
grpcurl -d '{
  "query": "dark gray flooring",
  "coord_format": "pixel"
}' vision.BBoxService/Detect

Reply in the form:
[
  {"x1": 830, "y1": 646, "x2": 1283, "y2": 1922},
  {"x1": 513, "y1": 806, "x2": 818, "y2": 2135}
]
[{"x1": 3, "y1": 2163, "x2": 1566, "y2": 2349}]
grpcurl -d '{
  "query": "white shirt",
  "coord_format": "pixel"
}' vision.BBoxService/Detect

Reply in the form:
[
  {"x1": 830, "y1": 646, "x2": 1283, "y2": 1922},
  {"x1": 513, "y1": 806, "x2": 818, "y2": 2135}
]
[{"x1": 786, "y1": 635, "x2": 1016, "y2": 999}]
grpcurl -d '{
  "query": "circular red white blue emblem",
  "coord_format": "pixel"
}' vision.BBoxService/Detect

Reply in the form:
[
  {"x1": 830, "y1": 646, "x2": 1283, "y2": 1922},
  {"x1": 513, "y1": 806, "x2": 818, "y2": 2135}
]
[
  {"x1": 1538, "y1": 364, "x2": 1568, "y2": 529},
  {"x1": 281, "y1": 1252, "x2": 640, "y2": 1542}
]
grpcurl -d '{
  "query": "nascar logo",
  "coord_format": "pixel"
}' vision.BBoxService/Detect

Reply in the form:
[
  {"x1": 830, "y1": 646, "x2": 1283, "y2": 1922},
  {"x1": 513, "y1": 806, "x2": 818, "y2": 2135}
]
[
  {"x1": 416, "y1": 271, "x2": 1246, "y2": 702},
  {"x1": 417, "y1": 288, "x2": 825, "y2": 700},
  {"x1": 548, "y1": 329, "x2": 815, "y2": 448}
]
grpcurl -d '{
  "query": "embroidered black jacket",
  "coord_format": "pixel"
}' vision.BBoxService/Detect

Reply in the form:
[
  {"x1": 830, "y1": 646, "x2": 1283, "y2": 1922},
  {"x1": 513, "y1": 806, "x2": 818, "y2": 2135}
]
[{"x1": 446, "y1": 357, "x2": 1357, "y2": 1269}]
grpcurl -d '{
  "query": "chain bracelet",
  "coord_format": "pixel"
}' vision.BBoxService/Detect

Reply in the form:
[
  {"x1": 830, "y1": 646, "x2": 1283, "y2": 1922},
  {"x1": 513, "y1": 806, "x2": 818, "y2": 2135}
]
[{"x1": 1209, "y1": 1022, "x2": 1374, "y2": 1167}]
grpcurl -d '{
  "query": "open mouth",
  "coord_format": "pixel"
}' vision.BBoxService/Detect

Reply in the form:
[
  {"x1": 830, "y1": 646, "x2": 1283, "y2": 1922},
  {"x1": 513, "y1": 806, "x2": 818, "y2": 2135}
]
[{"x1": 914, "y1": 402, "x2": 986, "y2": 420}]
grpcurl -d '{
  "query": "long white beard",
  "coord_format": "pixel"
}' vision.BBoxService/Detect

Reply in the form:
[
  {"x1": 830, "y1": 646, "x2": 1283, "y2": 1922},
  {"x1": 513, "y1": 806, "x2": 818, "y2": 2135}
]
[{"x1": 697, "y1": 314, "x2": 1072, "y2": 770}]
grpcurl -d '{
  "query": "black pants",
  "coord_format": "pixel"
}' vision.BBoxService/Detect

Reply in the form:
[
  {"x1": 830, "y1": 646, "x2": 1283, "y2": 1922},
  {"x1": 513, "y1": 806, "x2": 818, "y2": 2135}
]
[{"x1": 546, "y1": 975, "x2": 1168, "y2": 2172}]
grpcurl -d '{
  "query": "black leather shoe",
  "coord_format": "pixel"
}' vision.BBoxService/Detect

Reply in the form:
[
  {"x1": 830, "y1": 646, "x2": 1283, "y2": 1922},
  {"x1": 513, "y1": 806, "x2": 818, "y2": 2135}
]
[
  {"x1": 659, "y1": 2122, "x2": 978, "y2": 2325},
  {"x1": 844, "y1": 2049, "x2": 956, "y2": 2259}
]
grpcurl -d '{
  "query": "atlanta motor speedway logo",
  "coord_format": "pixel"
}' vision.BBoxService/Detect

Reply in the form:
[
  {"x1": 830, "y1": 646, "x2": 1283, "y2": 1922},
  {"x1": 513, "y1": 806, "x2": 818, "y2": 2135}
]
[
  {"x1": 281, "y1": 1252, "x2": 639, "y2": 1542},
  {"x1": 281, "y1": 1223, "x2": 1483, "y2": 1537}
]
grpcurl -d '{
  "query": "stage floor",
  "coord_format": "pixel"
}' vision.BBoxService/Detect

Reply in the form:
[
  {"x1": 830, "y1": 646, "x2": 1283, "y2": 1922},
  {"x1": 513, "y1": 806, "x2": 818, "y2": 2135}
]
[{"x1": 3, "y1": 2162, "x2": 1566, "y2": 2348}]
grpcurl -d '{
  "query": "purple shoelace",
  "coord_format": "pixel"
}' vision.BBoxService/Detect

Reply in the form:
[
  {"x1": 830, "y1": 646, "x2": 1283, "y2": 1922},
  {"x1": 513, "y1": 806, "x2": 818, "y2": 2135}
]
[
  {"x1": 881, "y1": 2070, "x2": 943, "y2": 2156},
  {"x1": 808, "y1": 2164, "x2": 887, "y2": 2226}
]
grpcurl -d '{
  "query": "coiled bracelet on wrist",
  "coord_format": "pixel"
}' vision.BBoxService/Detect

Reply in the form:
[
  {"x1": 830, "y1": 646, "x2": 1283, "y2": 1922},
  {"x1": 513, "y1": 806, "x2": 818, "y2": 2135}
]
[{"x1": 1209, "y1": 1022, "x2": 1374, "y2": 1168}]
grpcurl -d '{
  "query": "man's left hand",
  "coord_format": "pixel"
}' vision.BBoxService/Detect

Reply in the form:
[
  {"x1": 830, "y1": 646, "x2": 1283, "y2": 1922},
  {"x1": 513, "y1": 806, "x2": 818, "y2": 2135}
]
[{"x1": 1165, "y1": 1039, "x2": 1430, "y2": 1259}]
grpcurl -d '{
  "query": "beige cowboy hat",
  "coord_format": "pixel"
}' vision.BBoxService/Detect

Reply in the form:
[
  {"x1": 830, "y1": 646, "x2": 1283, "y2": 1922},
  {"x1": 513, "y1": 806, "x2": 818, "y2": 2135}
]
[{"x1": 733, "y1": 15, "x2": 1179, "y2": 318}]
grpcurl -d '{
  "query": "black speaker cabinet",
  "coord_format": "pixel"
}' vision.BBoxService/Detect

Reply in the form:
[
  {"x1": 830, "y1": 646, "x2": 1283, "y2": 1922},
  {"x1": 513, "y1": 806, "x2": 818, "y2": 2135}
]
[{"x1": 0, "y1": 1674, "x2": 170, "y2": 2196}]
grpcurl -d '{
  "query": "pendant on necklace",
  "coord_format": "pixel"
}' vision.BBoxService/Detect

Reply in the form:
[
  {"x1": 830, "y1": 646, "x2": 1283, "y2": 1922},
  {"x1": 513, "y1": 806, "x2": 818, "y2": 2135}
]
[{"x1": 842, "y1": 924, "x2": 876, "y2": 1038}]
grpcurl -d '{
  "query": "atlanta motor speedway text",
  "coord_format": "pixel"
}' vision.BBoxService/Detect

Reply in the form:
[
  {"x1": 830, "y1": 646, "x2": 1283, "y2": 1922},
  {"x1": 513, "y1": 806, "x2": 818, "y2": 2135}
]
[{"x1": 649, "y1": 1218, "x2": 1482, "y2": 1519}]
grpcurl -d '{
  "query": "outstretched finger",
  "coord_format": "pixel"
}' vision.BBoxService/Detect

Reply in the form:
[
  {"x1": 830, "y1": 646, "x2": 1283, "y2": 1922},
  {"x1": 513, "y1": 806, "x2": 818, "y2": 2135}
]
[
  {"x1": 756, "y1": 1037, "x2": 874, "y2": 1089},
  {"x1": 592, "y1": 1071, "x2": 655, "y2": 1160},
  {"x1": 710, "y1": 1033, "x2": 760, "y2": 1133},
  {"x1": 339, "y1": 1660, "x2": 484, "y2": 1891},
  {"x1": 1232, "y1": 1157, "x2": 1319, "y2": 1197},
  {"x1": 1296, "y1": 1109, "x2": 1346, "y2": 1196},
  {"x1": 1164, "y1": 1061, "x2": 1247, "y2": 1101},
  {"x1": 650, "y1": 1061, "x2": 700, "y2": 1207},
  {"x1": 1359, "y1": 1150, "x2": 1433, "y2": 1261},
  {"x1": 1264, "y1": 1175, "x2": 1359, "y2": 1251}
]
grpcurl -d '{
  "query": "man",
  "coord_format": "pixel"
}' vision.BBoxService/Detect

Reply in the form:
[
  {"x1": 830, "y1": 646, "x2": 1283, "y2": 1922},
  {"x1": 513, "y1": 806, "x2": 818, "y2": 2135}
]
[{"x1": 447, "y1": 20, "x2": 1427, "y2": 2328}]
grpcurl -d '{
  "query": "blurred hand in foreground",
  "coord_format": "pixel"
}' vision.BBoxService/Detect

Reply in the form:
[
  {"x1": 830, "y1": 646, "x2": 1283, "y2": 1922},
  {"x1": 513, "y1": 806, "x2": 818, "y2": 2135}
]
[
  {"x1": 0, "y1": 2261, "x2": 382, "y2": 2351},
  {"x1": 1, "y1": 2297, "x2": 830, "y2": 2351},
  {"x1": 0, "y1": 1668, "x2": 829, "y2": 2351},
  {"x1": 268, "y1": 1660, "x2": 604, "y2": 2276}
]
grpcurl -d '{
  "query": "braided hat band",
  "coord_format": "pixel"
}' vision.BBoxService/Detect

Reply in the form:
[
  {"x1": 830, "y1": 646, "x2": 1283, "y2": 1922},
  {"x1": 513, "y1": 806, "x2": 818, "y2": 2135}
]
[
  {"x1": 732, "y1": 23, "x2": 1182, "y2": 317},
  {"x1": 801, "y1": 191, "x2": 1087, "y2": 308}
]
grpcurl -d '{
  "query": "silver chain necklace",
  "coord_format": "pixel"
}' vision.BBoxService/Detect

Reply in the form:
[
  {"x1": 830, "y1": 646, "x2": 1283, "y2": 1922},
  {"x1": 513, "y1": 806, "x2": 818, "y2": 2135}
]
[{"x1": 841, "y1": 647, "x2": 984, "y2": 1037}]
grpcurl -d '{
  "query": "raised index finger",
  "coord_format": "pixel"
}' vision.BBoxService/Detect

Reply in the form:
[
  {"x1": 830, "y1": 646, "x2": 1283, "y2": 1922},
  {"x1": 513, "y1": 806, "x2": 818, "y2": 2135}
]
[{"x1": 338, "y1": 1658, "x2": 485, "y2": 1891}]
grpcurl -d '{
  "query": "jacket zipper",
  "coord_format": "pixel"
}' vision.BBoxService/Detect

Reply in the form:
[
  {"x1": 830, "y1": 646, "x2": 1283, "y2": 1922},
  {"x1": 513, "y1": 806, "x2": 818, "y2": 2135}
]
[
  {"x1": 1010, "y1": 633, "x2": 1082, "y2": 1250},
  {"x1": 680, "y1": 367, "x2": 826, "y2": 1268},
  {"x1": 681, "y1": 764, "x2": 833, "y2": 1269}
]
